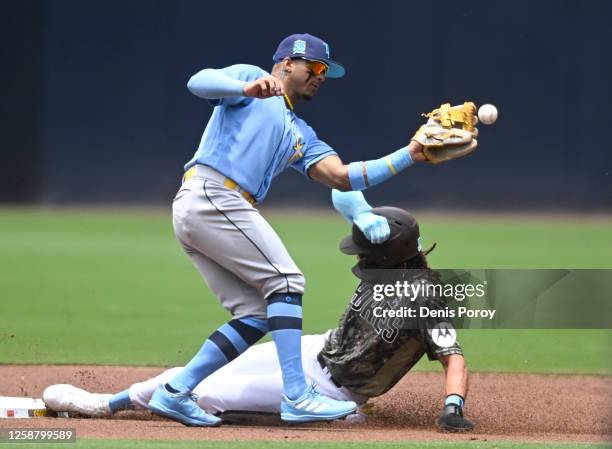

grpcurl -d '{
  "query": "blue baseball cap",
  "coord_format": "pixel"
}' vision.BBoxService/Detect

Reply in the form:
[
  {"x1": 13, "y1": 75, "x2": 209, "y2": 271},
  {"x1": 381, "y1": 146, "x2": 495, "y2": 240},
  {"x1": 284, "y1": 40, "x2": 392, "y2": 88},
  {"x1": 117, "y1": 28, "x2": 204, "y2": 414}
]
[{"x1": 273, "y1": 33, "x2": 345, "y2": 78}]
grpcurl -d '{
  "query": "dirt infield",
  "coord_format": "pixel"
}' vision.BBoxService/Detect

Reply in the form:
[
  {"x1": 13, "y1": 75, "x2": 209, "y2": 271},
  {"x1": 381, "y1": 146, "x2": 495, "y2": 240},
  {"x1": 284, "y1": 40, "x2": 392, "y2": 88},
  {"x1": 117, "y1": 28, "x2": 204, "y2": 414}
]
[{"x1": 0, "y1": 365, "x2": 610, "y2": 444}]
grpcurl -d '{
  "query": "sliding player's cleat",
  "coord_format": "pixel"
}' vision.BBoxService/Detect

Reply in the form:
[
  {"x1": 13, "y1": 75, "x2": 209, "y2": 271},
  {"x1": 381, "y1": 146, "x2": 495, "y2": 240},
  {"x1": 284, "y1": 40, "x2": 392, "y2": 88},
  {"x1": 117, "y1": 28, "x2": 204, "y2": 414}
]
[{"x1": 43, "y1": 384, "x2": 111, "y2": 417}]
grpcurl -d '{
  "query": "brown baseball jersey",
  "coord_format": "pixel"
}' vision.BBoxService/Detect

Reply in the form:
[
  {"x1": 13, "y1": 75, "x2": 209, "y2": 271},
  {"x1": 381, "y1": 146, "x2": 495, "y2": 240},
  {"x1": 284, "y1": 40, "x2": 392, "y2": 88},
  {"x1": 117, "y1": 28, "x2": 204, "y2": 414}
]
[{"x1": 318, "y1": 269, "x2": 463, "y2": 397}]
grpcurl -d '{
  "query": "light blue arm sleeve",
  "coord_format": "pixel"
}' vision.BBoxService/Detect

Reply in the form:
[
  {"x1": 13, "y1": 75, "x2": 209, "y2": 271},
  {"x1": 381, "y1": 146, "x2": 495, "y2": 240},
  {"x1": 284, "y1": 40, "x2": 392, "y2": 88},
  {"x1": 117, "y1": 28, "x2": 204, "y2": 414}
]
[
  {"x1": 331, "y1": 189, "x2": 373, "y2": 223},
  {"x1": 332, "y1": 189, "x2": 391, "y2": 244},
  {"x1": 347, "y1": 146, "x2": 414, "y2": 190},
  {"x1": 187, "y1": 69, "x2": 247, "y2": 100}
]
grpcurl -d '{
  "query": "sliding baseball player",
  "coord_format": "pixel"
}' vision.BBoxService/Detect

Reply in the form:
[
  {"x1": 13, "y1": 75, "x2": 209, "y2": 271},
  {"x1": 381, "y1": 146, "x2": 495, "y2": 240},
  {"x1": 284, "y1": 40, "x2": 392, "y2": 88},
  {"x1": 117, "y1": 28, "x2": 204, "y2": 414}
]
[{"x1": 44, "y1": 190, "x2": 475, "y2": 432}]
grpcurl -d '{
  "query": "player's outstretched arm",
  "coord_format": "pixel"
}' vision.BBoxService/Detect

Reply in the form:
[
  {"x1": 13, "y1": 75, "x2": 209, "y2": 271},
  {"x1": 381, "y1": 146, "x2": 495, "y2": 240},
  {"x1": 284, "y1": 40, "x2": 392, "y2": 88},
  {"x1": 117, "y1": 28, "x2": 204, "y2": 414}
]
[
  {"x1": 187, "y1": 69, "x2": 248, "y2": 100},
  {"x1": 439, "y1": 354, "x2": 468, "y2": 399},
  {"x1": 187, "y1": 68, "x2": 284, "y2": 100},
  {"x1": 437, "y1": 354, "x2": 474, "y2": 431},
  {"x1": 331, "y1": 189, "x2": 390, "y2": 244},
  {"x1": 309, "y1": 141, "x2": 427, "y2": 192}
]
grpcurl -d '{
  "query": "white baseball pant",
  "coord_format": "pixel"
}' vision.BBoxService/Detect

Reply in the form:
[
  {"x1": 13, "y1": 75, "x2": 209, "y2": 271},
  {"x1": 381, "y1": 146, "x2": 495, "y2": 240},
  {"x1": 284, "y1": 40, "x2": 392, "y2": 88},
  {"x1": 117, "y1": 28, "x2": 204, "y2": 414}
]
[{"x1": 128, "y1": 333, "x2": 366, "y2": 413}]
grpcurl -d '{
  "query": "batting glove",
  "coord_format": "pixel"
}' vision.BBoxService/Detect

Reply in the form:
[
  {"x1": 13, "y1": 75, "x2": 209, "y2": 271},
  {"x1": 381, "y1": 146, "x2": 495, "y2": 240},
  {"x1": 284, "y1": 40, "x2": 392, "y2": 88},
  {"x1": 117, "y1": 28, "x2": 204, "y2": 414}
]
[{"x1": 437, "y1": 404, "x2": 474, "y2": 432}]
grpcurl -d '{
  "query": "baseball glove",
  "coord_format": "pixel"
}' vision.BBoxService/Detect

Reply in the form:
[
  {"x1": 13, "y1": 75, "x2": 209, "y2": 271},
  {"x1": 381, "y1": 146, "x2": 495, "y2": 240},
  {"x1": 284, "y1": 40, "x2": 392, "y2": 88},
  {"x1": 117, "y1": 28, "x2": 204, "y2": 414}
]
[
  {"x1": 412, "y1": 102, "x2": 479, "y2": 164},
  {"x1": 437, "y1": 404, "x2": 474, "y2": 432}
]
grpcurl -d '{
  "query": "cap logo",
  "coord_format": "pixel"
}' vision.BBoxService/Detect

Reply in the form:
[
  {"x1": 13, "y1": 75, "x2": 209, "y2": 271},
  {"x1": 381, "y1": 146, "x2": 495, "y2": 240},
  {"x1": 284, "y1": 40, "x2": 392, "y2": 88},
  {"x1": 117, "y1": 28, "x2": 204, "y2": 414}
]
[
  {"x1": 323, "y1": 42, "x2": 330, "y2": 58},
  {"x1": 292, "y1": 40, "x2": 306, "y2": 55}
]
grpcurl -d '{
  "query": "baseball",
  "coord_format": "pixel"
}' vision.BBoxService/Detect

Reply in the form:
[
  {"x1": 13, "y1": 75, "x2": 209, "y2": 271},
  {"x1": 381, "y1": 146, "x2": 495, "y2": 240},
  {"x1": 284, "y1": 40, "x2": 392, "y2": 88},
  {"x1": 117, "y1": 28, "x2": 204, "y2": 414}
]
[{"x1": 478, "y1": 104, "x2": 498, "y2": 125}]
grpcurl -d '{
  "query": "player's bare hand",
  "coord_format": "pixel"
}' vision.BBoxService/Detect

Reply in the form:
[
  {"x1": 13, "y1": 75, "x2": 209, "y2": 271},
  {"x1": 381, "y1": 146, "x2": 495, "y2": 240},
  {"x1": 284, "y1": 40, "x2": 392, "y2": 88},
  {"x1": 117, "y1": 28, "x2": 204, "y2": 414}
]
[
  {"x1": 243, "y1": 76, "x2": 285, "y2": 99},
  {"x1": 407, "y1": 141, "x2": 430, "y2": 163}
]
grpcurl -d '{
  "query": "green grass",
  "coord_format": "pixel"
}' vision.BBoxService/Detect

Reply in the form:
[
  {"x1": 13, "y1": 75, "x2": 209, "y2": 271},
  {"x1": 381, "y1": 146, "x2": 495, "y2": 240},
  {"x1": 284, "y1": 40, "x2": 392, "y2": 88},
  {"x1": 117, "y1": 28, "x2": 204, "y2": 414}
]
[
  {"x1": 1, "y1": 209, "x2": 611, "y2": 373},
  {"x1": 9, "y1": 440, "x2": 611, "y2": 449}
]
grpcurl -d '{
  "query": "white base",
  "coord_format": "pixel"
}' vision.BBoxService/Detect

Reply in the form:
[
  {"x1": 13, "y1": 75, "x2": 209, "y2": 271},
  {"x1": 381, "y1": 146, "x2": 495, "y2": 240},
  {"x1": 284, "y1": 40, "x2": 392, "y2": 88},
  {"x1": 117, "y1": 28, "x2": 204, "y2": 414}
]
[{"x1": 0, "y1": 396, "x2": 67, "y2": 418}]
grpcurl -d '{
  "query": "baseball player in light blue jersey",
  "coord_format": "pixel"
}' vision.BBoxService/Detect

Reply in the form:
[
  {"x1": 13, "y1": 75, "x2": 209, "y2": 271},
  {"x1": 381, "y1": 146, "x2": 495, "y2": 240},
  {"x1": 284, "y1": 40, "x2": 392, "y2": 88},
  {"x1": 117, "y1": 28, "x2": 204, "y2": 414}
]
[{"x1": 106, "y1": 33, "x2": 434, "y2": 427}]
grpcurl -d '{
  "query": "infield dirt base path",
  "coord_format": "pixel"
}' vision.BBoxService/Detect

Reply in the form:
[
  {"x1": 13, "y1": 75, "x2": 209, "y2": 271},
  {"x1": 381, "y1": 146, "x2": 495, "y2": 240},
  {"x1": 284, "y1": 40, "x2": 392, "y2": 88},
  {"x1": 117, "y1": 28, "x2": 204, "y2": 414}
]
[{"x1": 0, "y1": 365, "x2": 610, "y2": 444}]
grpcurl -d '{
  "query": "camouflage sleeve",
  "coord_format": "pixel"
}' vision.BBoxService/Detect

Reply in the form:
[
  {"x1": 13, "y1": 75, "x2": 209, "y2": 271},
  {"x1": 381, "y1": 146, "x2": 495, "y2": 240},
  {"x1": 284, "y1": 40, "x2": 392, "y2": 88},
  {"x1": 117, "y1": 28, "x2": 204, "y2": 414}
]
[
  {"x1": 422, "y1": 328, "x2": 463, "y2": 361},
  {"x1": 415, "y1": 276, "x2": 464, "y2": 361}
]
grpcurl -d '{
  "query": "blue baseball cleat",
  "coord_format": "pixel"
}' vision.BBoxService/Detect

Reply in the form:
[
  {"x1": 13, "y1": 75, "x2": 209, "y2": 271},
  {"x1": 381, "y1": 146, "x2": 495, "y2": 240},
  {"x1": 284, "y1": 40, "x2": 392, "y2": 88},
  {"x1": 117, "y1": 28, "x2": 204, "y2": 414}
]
[
  {"x1": 280, "y1": 383, "x2": 357, "y2": 423},
  {"x1": 148, "y1": 384, "x2": 222, "y2": 427}
]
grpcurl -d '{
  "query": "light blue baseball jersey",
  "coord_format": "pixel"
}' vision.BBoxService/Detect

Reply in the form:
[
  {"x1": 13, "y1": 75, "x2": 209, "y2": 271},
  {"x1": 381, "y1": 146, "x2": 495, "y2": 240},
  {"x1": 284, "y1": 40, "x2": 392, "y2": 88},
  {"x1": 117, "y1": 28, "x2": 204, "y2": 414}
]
[{"x1": 185, "y1": 64, "x2": 337, "y2": 203}]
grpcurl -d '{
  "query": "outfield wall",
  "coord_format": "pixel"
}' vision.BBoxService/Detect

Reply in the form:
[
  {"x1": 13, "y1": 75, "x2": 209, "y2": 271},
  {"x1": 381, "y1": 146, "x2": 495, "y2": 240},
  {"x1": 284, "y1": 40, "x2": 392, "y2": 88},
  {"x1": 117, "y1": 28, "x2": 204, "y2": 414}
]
[{"x1": 2, "y1": 0, "x2": 610, "y2": 210}]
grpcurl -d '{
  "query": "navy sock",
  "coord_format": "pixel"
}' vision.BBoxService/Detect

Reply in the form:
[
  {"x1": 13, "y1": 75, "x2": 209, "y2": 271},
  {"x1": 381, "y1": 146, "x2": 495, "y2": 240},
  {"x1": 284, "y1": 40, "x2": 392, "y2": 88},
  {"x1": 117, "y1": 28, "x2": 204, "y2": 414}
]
[
  {"x1": 267, "y1": 293, "x2": 307, "y2": 400},
  {"x1": 168, "y1": 316, "x2": 268, "y2": 392},
  {"x1": 109, "y1": 389, "x2": 132, "y2": 413}
]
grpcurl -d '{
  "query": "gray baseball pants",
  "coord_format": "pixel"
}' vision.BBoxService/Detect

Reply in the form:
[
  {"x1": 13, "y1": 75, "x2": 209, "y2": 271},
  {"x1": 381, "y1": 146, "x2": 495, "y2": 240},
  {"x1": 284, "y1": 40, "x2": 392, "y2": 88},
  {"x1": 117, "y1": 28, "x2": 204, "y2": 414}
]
[{"x1": 172, "y1": 165, "x2": 305, "y2": 319}]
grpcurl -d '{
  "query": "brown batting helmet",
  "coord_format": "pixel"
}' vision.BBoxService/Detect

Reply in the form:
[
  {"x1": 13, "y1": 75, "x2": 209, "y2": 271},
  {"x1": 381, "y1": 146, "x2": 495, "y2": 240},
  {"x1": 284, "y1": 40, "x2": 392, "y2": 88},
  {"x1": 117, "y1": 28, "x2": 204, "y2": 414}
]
[{"x1": 340, "y1": 207, "x2": 427, "y2": 278}]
